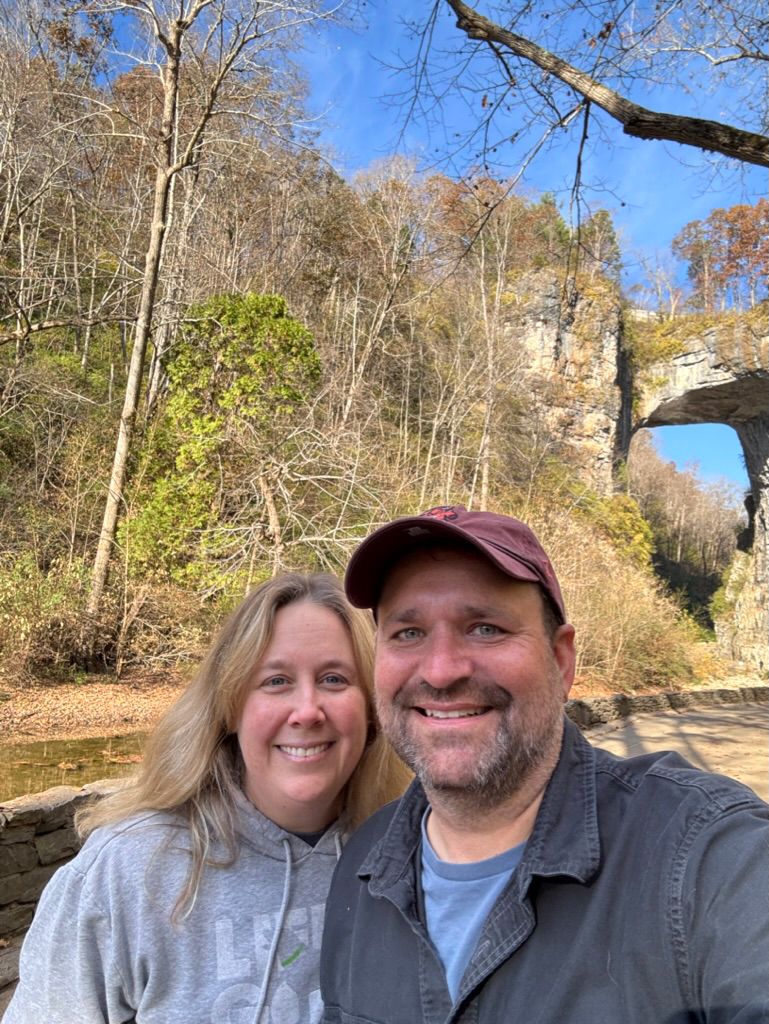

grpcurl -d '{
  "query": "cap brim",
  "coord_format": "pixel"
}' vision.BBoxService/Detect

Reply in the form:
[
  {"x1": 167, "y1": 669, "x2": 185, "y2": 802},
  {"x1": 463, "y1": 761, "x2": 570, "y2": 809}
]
[{"x1": 344, "y1": 516, "x2": 539, "y2": 609}]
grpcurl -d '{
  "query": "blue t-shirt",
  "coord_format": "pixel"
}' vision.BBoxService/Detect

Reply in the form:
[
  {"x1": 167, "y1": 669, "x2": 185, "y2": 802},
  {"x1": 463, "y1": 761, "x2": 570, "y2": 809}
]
[{"x1": 421, "y1": 812, "x2": 525, "y2": 1002}]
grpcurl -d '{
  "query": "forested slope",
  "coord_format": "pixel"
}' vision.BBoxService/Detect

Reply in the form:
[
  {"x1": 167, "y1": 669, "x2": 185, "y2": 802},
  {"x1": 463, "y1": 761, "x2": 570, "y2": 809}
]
[{"x1": 0, "y1": 2, "x2": 758, "y2": 693}]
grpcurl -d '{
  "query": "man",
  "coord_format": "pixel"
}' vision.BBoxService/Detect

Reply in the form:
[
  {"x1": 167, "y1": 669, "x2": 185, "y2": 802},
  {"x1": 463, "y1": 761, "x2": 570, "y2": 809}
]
[{"x1": 321, "y1": 504, "x2": 769, "y2": 1024}]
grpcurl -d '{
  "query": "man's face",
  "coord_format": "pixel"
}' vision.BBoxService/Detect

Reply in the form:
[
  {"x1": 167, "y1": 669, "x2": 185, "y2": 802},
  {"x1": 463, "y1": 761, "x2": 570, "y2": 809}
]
[{"x1": 374, "y1": 546, "x2": 575, "y2": 808}]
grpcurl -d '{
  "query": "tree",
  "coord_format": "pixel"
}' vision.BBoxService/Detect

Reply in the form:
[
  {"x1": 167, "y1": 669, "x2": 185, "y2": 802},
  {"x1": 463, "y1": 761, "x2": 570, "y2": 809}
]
[
  {"x1": 717, "y1": 201, "x2": 769, "y2": 308},
  {"x1": 128, "y1": 292, "x2": 320, "y2": 590},
  {"x1": 630, "y1": 253, "x2": 685, "y2": 319},
  {"x1": 672, "y1": 200, "x2": 769, "y2": 310},
  {"x1": 404, "y1": 0, "x2": 767, "y2": 178},
  {"x1": 579, "y1": 210, "x2": 621, "y2": 283},
  {"x1": 85, "y1": 0, "x2": 343, "y2": 618},
  {"x1": 0, "y1": 3, "x2": 120, "y2": 354},
  {"x1": 627, "y1": 429, "x2": 745, "y2": 623},
  {"x1": 671, "y1": 219, "x2": 718, "y2": 311}
]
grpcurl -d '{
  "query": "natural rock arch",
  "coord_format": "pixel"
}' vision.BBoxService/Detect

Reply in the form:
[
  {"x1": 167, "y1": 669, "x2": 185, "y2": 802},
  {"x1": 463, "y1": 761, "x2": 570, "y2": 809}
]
[
  {"x1": 506, "y1": 276, "x2": 767, "y2": 670},
  {"x1": 630, "y1": 316, "x2": 768, "y2": 671}
]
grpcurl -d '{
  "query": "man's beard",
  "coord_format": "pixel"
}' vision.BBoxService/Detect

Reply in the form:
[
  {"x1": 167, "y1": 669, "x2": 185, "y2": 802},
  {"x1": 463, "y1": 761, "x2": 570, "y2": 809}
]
[{"x1": 376, "y1": 659, "x2": 565, "y2": 813}]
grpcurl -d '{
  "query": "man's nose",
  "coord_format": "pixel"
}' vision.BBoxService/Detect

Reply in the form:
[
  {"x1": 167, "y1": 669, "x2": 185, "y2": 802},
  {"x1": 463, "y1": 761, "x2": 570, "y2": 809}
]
[
  {"x1": 288, "y1": 685, "x2": 326, "y2": 727},
  {"x1": 418, "y1": 633, "x2": 473, "y2": 689}
]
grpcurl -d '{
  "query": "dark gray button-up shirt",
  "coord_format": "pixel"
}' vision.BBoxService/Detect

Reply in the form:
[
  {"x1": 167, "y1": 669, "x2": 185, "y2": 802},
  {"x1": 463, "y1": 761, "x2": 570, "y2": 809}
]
[{"x1": 321, "y1": 718, "x2": 769, "y2": 1024}]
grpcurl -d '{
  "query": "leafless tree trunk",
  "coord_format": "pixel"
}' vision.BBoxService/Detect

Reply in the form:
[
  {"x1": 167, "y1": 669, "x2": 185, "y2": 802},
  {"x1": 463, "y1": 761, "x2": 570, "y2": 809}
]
[{"x1": 87, "y1": 22, "x2": 183, "y2": 616}]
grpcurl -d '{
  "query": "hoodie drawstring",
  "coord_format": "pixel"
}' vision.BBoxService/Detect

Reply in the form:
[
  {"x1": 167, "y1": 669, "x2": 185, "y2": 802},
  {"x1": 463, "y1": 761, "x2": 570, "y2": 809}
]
[{"x1": 254, "y1": 838, "x2": 293, "y2": 1024}]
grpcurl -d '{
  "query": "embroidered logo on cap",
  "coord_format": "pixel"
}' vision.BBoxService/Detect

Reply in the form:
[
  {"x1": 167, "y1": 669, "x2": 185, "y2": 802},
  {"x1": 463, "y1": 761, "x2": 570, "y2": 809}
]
[{"x1": 420, "y1": 506, "x2": 459, "y2": 521}]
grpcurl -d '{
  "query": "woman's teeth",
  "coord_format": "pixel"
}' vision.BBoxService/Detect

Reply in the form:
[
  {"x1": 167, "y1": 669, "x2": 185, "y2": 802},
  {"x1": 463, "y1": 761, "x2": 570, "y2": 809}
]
[{"x1": 279, "y1": 743, "x2": 331, "y2": 757}]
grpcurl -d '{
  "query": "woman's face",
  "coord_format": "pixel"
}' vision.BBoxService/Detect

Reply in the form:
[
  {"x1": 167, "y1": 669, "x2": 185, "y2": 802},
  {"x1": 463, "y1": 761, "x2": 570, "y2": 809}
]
[{"x1": 236, "y1": 600, "x2": 368, "y2": 831}]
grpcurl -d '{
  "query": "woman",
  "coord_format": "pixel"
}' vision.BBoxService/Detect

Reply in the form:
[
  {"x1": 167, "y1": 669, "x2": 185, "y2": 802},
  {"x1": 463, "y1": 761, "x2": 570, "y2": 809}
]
[{"x1": 4, "y1": 573, "x2": 409, "y2": 1024}]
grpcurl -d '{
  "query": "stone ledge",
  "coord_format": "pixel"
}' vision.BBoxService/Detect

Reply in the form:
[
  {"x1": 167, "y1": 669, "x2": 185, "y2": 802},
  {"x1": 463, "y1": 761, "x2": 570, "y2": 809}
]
[
  {"x1": 0, "y1": 779, "x2": 123, "y2": 824},
  {"x1": 566, "y1": 685, "x2": 768, "y2": 731},
  {"x1": 0, "y1": 980, "x2": 16, "y2": 1019},
  {"x1": 0, "y1": 935, "x2": 23, "y2": 990}
]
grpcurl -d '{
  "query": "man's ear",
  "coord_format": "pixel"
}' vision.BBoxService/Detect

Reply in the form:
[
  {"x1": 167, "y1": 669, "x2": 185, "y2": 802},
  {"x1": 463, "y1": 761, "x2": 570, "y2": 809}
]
[{"x1": 552, "y1": 624, "x2": 576, "y2": 700}]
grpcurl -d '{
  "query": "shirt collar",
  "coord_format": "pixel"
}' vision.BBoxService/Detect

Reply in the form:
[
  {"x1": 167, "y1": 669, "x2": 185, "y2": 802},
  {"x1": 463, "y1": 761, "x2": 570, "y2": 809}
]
[
  {"x1": 516, "y1": 718, "x2": 601, "y2": 887},
  {"x1": 359, "y1": 717, "x2": 601, "y2": 893}
]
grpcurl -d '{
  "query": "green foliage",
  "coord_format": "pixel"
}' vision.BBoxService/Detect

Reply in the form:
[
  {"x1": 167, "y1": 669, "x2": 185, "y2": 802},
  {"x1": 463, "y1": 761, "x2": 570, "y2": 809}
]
[
  {"x1": 124, "y1": 474, "x2": 216, "y2": 576},
  {"x1": 519, "y1": 507, "x2": 697, "y2": 693},
  {"x1": 532, "y1": 462, "x2": 655, "y2": 571},
  {"x1": 620, "y1": 615, "x2": 697, "y2": 690},
  {"x1": 0, "y1": 554, "x2": 115, "y2": 674},
  {"x1": 708, "y1": 554, "x2": 749, "y2": 624},
  {"x1": 1, "y1": 150, "x2": 748, "y2": 694},
  {"x1": 708, "y1": 583, "x2": 730, "y2": 620},
  {"x1": 627, "y1": 430, "x2": 744, "y2": 632},
  {"x1": 621, "y1": 311, "x2": 687, "y2": 374},
  {"x1": 579, "y1": 209, "x2": 622, "y2": 281},
  {"x1": 529, "y1": 193, "x2": 570, "y2": 266},
  {"x1": 126, "y1": 293, "x2": 319, "y2": 583},
  {"x1": 0, "y1": 341, "x2": 119, "y2": 579},
  {"x1": 168, "y1": 293, "x2": 320, "y2": 424},
  {"x1": 575, "y1": 492, "x2": 655, "y2": 568}
]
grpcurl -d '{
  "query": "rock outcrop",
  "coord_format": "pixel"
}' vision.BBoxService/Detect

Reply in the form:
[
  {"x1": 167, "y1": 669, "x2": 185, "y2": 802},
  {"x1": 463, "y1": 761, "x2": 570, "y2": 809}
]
[
  {"x1": 507, "y1": 272, "x2": 632, "y2": 494},
  {"x1": 505, "y1": 274, "x2": 767, "y2": 670}
]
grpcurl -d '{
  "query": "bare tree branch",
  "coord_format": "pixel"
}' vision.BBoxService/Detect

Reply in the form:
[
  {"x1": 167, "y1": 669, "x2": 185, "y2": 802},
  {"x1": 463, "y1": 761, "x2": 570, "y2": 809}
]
[
  {"x1": 444, "y1": 0, "x2": 769, "y2": 167},
  {"x1": 0, "y1": 316, "x2": 135, "y2": 346}
]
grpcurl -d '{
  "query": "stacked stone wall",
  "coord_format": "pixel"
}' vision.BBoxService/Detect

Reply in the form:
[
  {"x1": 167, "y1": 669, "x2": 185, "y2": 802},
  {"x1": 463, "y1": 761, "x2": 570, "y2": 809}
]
[
  {"x1": 0, "y1": 780, "x2": 121, "y2": 1009},
  {"x1": 565, "y1": 684, "x2": 768, "y2": 729}
]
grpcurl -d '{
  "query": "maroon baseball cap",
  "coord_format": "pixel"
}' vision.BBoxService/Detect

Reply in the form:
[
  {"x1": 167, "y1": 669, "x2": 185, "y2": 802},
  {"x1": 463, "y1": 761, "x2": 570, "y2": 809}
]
[{"x1": 344, "y1": 504, "x2": 566, "y2": 622}]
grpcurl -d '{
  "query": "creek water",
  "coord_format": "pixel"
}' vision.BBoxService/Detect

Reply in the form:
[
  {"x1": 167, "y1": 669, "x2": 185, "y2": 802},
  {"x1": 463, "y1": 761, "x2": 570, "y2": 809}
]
[{"x1": 0, "y1": 733, "x2": 147, "y2": 802}]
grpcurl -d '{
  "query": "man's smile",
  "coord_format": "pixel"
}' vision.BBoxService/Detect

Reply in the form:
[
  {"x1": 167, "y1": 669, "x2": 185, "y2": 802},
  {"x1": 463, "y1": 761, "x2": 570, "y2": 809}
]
[{"x1": 419, "y1": 707, "x2": 488, "y2": 719}]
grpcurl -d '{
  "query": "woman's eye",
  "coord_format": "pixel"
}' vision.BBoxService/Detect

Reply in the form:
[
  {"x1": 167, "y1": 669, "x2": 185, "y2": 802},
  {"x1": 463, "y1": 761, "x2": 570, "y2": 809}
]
[
  {"x1": 262, "y1": 676, "x2": 289, "y2": 689},
  {"x1": 321, "y1": 674, "x2": 348, "y2": 687}
]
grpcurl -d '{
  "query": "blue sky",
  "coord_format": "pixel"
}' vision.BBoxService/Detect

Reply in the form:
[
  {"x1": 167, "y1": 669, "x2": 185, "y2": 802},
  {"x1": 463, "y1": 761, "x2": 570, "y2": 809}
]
[
  {"x1": 652, "y1": 425, "x2": 748, "y2": 491},
  {"x1": 304, "y1": 3, "x2": 760, "y2": 491}
]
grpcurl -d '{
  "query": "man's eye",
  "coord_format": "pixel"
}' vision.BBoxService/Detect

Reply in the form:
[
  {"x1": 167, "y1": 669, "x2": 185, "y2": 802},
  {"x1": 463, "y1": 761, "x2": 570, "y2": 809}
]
[
  {"x1": 472, "y1": 624, "x2": 501, "y2": 636},
  {"x1": 395, "y1": 628, "x2": 422, "y2": 641}
]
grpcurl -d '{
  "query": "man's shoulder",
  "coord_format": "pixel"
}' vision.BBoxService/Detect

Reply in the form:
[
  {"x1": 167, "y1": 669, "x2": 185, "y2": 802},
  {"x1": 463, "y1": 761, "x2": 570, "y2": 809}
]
[
  {"x1": 592, "y1": 740, "x2": 765, "y2": 808},
  {"x1": 584, "y1": 738, "x2": 768, "y2": 849}
]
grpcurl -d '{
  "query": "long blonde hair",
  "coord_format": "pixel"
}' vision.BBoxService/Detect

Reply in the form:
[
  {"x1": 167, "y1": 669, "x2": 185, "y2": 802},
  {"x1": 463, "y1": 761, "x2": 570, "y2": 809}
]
[{"x1": 78, "y1": 573, "x2": 409, "y2": 914}]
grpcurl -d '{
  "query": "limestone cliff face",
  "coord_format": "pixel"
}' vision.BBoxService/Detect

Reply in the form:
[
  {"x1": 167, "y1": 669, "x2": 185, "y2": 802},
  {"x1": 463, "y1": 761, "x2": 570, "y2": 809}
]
[
  {"x1": 504, "y1": 270, "x2": 631, "y2": 495},
  {"x1": 724, "y1": 415, "x2": 769, "y2": 674},
  {"x1": 636, "y1": 313, "x2": 768, "y2": 674},
  {"x1": 717, "y1": 550, "x2": 767, "y2": 674},
  {"x1": 636, "y1": 316, "x2": 768, "y2": 427},
  {"x1": 503, "y1": 272, "x2": 768, "y2": 672}
]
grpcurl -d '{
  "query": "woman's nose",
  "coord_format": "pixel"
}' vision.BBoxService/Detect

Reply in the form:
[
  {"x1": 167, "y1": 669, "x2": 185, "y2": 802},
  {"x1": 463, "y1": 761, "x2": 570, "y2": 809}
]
[{"x1": 288, "y1": 686, "x2": 326, "y2": 727}]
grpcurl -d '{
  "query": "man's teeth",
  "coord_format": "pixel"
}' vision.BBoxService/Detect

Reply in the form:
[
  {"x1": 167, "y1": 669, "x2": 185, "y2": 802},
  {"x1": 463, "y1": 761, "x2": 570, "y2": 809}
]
[
  {"x1": 423, "y1": 708, "x2": 484, "y2": 719},
  {"x1": 279, "y1": 743, "x2": 331, "y2": 757}
]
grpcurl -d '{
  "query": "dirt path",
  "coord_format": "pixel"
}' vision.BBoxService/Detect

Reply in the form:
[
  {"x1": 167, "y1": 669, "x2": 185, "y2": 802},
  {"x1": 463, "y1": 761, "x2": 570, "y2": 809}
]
[
  {"x1": 592, "y1": 704, "x2": 768, "y2": 800},
  {"x1": 0, "y1": 672, "x2": 188, "y2": 744}
]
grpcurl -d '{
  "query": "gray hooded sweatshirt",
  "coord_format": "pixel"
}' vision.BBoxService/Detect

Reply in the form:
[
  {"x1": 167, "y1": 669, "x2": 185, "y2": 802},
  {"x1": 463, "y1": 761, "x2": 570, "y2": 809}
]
[{"x1": 3, "y1": 795, "x2": 346, "y2": 1024}]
